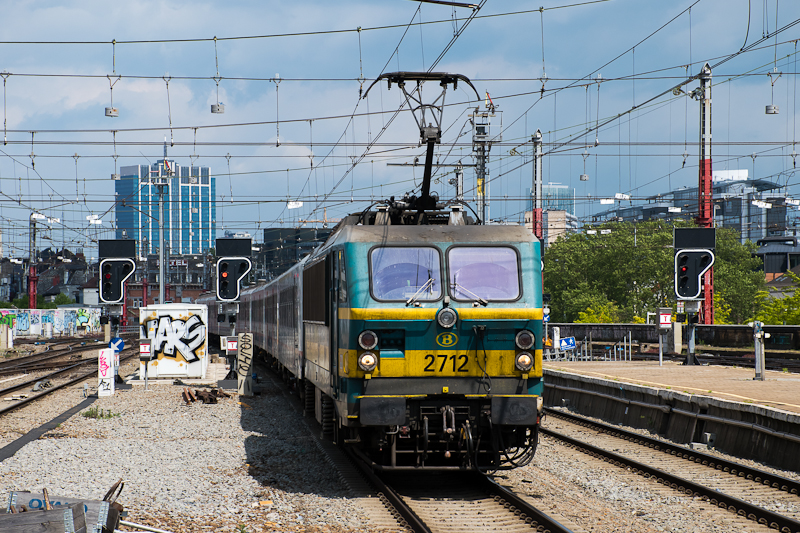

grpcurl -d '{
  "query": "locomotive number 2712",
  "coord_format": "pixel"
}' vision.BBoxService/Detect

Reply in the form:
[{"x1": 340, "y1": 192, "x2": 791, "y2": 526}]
[{"x1": 424, "y1": 354, "x2": 469, "y2": 372}]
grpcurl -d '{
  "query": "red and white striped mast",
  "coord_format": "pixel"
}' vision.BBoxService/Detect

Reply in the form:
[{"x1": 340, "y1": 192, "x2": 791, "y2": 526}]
[
  {"x1": 531, "y1": 129, "x2": 543, "y2": 240},
  {"x1": 696, "y1": 63, "x2": 714, "y2": 324}
]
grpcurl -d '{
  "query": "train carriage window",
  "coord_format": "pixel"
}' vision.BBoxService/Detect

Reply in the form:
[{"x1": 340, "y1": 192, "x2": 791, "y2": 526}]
[
  {"x1": 447, "y1": 247, "x2": 521, "y2": 301},
  {"x1": 370, "y1": 247, "x2": 442, "y2": 301},
  {"x1": 338, "y1": 250, "x2": 348, "y2": 303}
]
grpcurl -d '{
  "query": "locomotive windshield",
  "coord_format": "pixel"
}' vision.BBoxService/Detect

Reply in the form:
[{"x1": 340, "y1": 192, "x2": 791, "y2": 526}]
[
  {"x1": 448, "y1": 246, "x2": 521, "y2": 301},
  {"x1": 370, "y1": 247, "x2": 442, "y2": 301}
]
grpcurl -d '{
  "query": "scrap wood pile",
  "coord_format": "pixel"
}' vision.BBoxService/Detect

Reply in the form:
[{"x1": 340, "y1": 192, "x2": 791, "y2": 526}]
[
  {"x1": 182, "y1": 387, "x2": 230, "y2": 405},
  {"x1": 2, "y1": 479, "x2": 124, "y2": 533}
]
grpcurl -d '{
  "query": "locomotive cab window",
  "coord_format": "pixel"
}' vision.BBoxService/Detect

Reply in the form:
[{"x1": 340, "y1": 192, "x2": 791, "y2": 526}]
[
  {"x1": 447, "y1": 246, "x2": 521, "y2": 301},
  {"x1": 370, "y1": 247, "x2": 442, "y2": 301}
]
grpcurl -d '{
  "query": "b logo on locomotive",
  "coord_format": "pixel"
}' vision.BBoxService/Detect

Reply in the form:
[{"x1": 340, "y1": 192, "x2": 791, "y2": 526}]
[{"x1": 436, "y1": 332, "x2": 458, "y2": 347}]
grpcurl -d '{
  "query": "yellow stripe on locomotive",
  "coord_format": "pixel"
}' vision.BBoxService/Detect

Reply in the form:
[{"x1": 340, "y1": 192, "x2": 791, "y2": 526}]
[{"x1": 340, "y1": 348, "x2": 543, "y2": 378}]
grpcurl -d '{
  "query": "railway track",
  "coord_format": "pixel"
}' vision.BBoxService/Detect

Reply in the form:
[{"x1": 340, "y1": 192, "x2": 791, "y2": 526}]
[
  {"x1": 0, "y1": 343, "x2": 104, "y2": 376},
  {"x1": 542, "y1": 408, "x2": 800, "y2": 533},
  {"x1": 346, "y1": 448, "x2": 574, "y2": 533},
  {"x1": 0, "y1": 347, "x2": 137, "y2": 418},
  {"x1": 259, "y1": 359, "x2": 574, "y2": 532}
]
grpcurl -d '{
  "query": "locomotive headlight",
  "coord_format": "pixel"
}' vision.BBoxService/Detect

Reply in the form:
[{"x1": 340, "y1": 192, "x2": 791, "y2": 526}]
[
  {"x1": 358, "y1": 330, "x2": 379, "y2": 350},
  {"x1": 515, "y1": 330, "x2": 535, "y2": 350},
  {"x1": 358, "y1": 352, "x2": 378, "y2": 372},
  {"x1": 515, "y1": 352, "x2": 534, "y2": 371},
  {"x1": 437, "y1": 307, "x2": 458, "y2": 328}
]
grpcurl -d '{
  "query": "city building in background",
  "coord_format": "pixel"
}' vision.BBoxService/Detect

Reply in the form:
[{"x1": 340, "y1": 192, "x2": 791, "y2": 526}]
[
  {"x1": 524, "y1": 210, "x2": 579, "y2": 246},
  {"x1": 526, "y1": 184, "x2": 577, "y2": 215},
  {"x1": 256, "y1": 227, "x2": 333, "y2": 280},
  {"x1": 591, "y1": 170, "x2": 793, "y2": 243},
  {"x1": 115, "y1": 159, "x2": 216, "y2": 255},
  {"x1": 524, "y1": 183, "x2": 579, "y2": 246}
]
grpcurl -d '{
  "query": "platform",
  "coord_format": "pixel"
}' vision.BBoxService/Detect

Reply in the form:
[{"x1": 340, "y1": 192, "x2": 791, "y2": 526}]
[
  {"x1": 541, "y1": 360, "x2": 800, "y2": 471},
  {"x1": 542, "y1": 360, "x2": 800, "y2": 414}
]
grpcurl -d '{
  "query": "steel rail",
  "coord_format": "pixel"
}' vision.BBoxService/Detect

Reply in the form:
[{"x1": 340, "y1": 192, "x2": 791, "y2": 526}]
[
  {"x1": 0, "y1": 346, "x2": 99, "y2": 371},
  {"x1": 479, "y1": 475, "x2": 575, "y2": 533},
  {"x1": 0, "y1": 349, "x2": 137, "y2": 417},
  {"x1": 545, "y1": 408, "x2": 800, "y2": 495},
  {"x1": 541, "y1": 427, "x2": 800, "y2": 533},
  {"x1": 349, "y1": 445, "x2": 574, "y2": 533},
  {"x1": 0, "y1": 360, "x2": 90, "y2": 397},
  {"x1": 345, "y1": 447, "x2": 430, "y2": 533},
  {"x1": 0, "y1": 346, "x2": 77, "y2": 369}
]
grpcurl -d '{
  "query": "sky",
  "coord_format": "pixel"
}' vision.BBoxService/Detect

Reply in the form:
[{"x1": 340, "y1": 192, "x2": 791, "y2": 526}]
[{"x1": 1, "y1": 0, "x2": 800, "y2": 259}]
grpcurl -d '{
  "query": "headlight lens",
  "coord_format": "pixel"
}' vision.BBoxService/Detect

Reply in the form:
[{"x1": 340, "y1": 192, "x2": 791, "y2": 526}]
[
  {"x1": 515, "y1": 330, "x2": 535, "y2": 350},
  {"x1": 358, "y1": 352, "x2": 378, "y2": 372},
  {"x1": 358, "y1": 330, "x2": 378, "y2": 350},
  {"x1": 437, "y1": 307, "x2": 458, "y2": 328},
  {"x1": 515, "y1": 352, "x2": 533, "y2": 371}
]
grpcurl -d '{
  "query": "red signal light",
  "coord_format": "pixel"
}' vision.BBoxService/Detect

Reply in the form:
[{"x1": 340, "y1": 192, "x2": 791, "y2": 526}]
[
  {"x1": 105, "y1": 273, "x2": 112, "y2": 280},
  {"x1": 221, "y1": 272, "x2": 228, "y2": 278}
]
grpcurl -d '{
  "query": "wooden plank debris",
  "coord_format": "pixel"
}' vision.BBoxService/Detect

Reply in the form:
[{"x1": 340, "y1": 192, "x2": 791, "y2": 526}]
[
  {"x1": 182, "y1": 387, "x2": 230, "y2": 405},
  {"x1": 0, "y1": 501, "x2": 86, "y2": 533},
  {"x1": 5, "y1": 487, "x2": 122, "y2": 532}
]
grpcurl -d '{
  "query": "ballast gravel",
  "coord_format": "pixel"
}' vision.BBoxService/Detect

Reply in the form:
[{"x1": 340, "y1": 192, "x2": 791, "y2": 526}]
[
  {"x1": 0, "y1": 378, "x2": 390, "y2": 533},
  {"x1": 2, "y1": 359, "x2": 796, "y2": 532}
]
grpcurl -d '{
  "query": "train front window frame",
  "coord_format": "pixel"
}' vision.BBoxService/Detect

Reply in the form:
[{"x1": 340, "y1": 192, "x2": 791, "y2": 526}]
[
  {"x1": 447, "y1": 245, "x2": 522, "y2": 302},
  {"x1": 369, "y1": 246, "x2": 443, "y2": 302}
]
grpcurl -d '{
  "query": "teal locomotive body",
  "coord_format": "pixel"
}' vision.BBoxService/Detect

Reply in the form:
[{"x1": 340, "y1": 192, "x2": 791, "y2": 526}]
[{"x1": 203, "y1": 217, "x2": 544, "y2": 470}]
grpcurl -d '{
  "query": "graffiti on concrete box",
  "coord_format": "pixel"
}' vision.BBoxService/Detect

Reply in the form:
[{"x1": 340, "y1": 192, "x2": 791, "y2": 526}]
[{"x1": 141, "y1": 314, "x2": 206, "y2": 363}]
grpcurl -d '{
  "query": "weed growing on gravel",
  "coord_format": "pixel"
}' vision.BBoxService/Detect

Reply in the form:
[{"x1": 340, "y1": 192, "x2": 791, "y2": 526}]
[
  {"x1": 236, "y1": 525, "x2": 248, "y2": 533},
  {"x1": 81, "y1": 406, "x2": 119, "y2": 419}
]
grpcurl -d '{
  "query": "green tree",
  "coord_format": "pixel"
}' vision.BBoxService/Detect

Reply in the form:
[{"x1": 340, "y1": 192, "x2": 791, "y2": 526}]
[
  {"x1": 53, "y1": 293, "x2": 76, "y2": 306},
  {"x1": 576, "y1": 301, "x2": 620, "y2": 323},
  {"x1": 758, "y1": 271, "x2": 800, "y2": 324},
  {"x1": 543, "y1": 221, "x2": 765, "y2": 324},
  {"x1": 712, "y1": 228, "x2": 765, "y2": 324}
]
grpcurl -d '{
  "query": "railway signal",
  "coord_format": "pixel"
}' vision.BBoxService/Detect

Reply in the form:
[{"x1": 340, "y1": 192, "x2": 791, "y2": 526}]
[
  {"x1": 99, "y1": 258, "x2": 136, "y2": 304},
  {"x1": 216, "y1": 257, "x2": 251, "y2": 302},
  {"x1": 674, "y1": 249, "x2": 714, "y2": 300}
]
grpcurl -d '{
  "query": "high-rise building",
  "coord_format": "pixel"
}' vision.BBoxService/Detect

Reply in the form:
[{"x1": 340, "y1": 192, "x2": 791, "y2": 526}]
[
  {"x1": 526, "y1": 184, "x2": 576, "y2": 215},
  {"x1": 115, "y1": 159, "x2": 216, "y2": 255},
  {"x1": 591, "y1": 170, "x2": 788, "y2": 243}
]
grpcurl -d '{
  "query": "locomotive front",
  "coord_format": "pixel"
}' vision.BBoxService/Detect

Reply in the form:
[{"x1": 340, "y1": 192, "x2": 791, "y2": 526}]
[{"x1": 336, "y1": 225, "x2": 543, "y2": 470}]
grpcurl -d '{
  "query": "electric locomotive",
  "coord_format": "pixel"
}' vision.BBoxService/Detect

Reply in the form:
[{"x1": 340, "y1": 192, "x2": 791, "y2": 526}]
[{"x1": 203, "y1": 72, "x2": 544, "y2": 470}]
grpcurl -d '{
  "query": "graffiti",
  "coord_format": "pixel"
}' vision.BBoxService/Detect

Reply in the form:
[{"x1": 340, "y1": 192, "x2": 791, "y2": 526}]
[
  {"x1": 0, "y1": 312, "x2": 15, "y2": 327},
  {"x1": 143, "y1": 314, "x2": 206, "y2": 363},
  {"x1": 76, "y1": 309, "x2": 90, "y2": 327},
  {"x1": 8, "y1": 308, "x2": 101, "y2": 337},
  {"x1": 99, "y1": 353, "x2": 110, "y2": 377},
  {"x1": 17, "y1": 313, "x2": 30, "y2": 332}
]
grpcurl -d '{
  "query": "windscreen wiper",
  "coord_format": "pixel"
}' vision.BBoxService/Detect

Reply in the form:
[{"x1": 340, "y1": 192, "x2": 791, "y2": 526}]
[
  {"x1": 450, "y1": 281, "x2": 488, "y2": 306},
  {"x1": 406, "y1": 277, "x2": 434, "y2": 306}
]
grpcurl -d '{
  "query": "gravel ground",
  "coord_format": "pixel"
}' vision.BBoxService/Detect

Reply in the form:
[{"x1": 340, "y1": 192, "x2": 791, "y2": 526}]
[
  {"x1": 2, "y1": 349, "x2": 796, "y2": 533},
  {"x1": 496, "y1": 412, "x2": 795, "y2": 533},
  {"x1": 0, "y1": 373, "x2": 395, "y2": 533},
  {"x1": 0, "y1": 353, "x2": 140, "y2": 448}
]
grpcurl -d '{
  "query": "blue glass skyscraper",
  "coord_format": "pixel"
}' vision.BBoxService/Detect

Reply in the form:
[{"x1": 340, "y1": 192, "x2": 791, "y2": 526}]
[{"x1": 115, "y1": 160, "x2": 216, "y2": 255}]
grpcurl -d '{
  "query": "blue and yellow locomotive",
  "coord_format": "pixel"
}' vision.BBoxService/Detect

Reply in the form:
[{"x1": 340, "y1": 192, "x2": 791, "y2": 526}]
[
  {"x1": 202, "y1": 72, "x2": 544, "y2": 470},
  {"x1": 204, "y1": 207, "x2": 543, "y2": 470}
]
